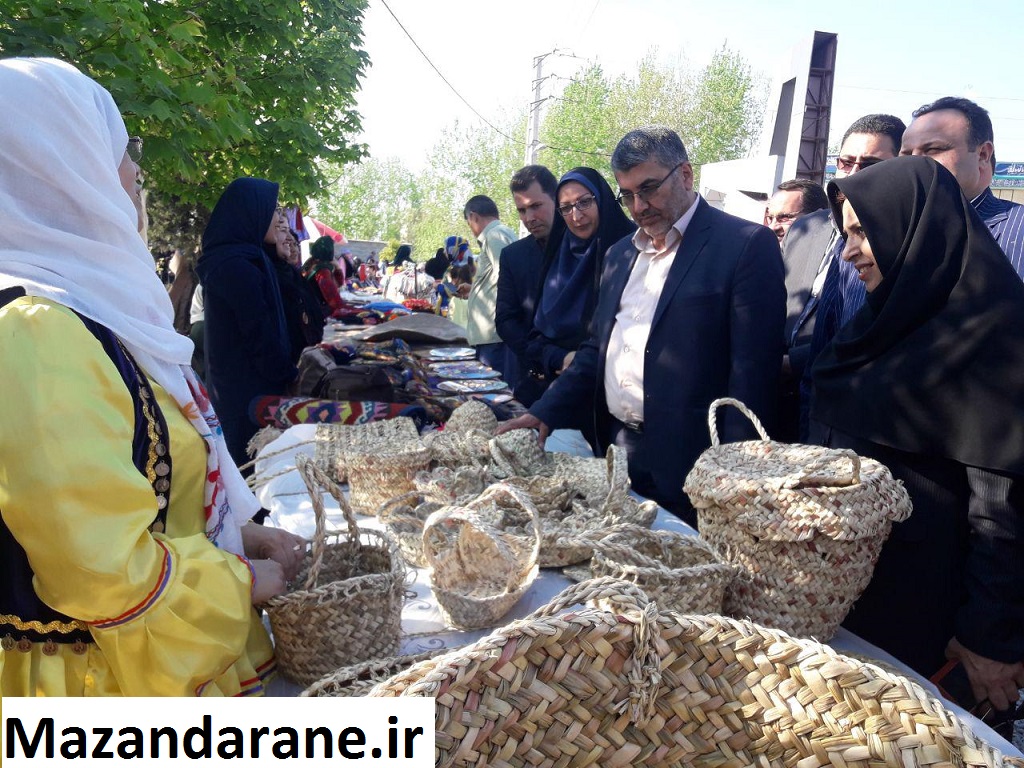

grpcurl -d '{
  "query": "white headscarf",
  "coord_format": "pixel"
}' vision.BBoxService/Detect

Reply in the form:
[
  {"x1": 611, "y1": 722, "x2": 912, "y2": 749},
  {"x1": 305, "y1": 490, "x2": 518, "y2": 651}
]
[{"x1": 0, "y1": 57, "x2": 252, "y2": 554}]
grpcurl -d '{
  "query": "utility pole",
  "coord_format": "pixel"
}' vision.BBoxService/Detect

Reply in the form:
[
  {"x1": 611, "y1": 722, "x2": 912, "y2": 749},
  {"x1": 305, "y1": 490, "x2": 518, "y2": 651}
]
[{"x1": 524, "y1": 53, "x2": 549, "y2": 166}]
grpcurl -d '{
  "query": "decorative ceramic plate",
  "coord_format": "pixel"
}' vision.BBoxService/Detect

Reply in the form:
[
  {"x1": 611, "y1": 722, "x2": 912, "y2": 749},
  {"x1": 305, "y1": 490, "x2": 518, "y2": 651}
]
[
  {"x1": 426, "y1": 347, "x2": 476, "y2": 361},
  {"x1": 432, "y1": 364, "x2": 501, "y2": 380},
  {"x1": 474, "y1": 392, "x2": 514, "y2": 404},
  {"x1": 437, "y1": 379, "x2": 510, "y2": 394}
]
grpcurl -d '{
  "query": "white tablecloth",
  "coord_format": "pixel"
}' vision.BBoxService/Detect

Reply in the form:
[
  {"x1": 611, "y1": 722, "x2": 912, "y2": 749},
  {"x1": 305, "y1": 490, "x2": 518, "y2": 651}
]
[{"x1": 253, "y1": 425, "x2": 1020, "y2": 756}]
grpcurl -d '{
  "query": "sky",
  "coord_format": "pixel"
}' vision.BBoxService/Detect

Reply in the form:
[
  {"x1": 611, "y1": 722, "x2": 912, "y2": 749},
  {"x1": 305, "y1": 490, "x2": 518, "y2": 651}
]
[{"x1": 352, "y1": 0, "x2": 1024, "y2": 173}]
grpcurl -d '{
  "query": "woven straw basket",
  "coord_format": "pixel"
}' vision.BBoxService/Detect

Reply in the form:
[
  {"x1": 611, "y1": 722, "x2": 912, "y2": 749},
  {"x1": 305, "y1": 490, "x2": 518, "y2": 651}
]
[
  {"x1": 262, "y1": 455, "x2": 407, "y2": 686},
  {"x1": 684, "y1": 398, "x2": 913, "y2": 640},
  {"x1": 535, "y1": 445, "x2": 659, "y2": 567},
  {"x1": 590, "y1": 525, "x2": 736, "y2": 614},
  {"x1": 313, "y1": 416, "x2": 421, "y2": 482},
  {"x1": 376, "y1": 490, "x2": 445, "y2": 568},
  {"x1": 368, "y1": 577, "x2": 1019, "y2": 768},
  {"x1": 344, "y1": 440, "x2": 432, "y2": 516},
  {"x1": 423, "y1": 483, "x2": 540, "y2": 630},
  {"x1": 300, "y1": 648, "x2": 451, "y2": 698}
]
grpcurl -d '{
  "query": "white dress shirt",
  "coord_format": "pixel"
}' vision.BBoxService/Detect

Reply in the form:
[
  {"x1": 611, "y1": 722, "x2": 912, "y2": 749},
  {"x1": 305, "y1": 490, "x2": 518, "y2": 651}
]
[{"x1": 604, "y1": 196, "x2": 701, "y2": 424}]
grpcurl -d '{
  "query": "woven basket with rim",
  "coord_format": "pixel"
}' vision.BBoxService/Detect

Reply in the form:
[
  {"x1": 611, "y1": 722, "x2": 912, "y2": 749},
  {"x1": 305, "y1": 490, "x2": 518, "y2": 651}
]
[
  {"x1": 590, "y1": 525, "x2": 736, "y2": 614},
  {"x1": 344, "y1": 440, "x2": 432, "y2": 516},
  {"x1": 368, "y1": 576, "x2": 1019, "y2": 768},
  {"x1": 262, "y1": 455, "x2": 407, "y2": 686},
  {"x1": 313, "y1": 416, "x2": 421, "y2": 483},
  {"x1": 376, "y1": 490, "x2": 445, "y2": 568},
  {"x1": 300, "y1": 648, "x2": 452, "y2": 698},
  {"x1": 684, "y1": 397, "x2": 913, "y2": 640},
  {"x1": 423, "y1": 483, "x2": 540, "y2": 630}
]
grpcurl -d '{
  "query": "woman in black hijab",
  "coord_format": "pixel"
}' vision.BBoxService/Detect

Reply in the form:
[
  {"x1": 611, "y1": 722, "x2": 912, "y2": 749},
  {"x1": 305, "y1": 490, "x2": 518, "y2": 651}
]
[
  {"x1": 525, "y1": 167, "x2": 635, "y2": 382},
  {"x1": 811, "y1": 155, "x2": 1024, "y2": 711},
  {"x1": 197, "y1": 178, "x2": 297, "y2": 466}
]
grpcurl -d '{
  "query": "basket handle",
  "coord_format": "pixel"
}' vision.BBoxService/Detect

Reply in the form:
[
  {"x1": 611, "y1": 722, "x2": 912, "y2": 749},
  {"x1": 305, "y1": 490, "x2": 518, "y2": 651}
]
[
  {"x1": 591, "y1": 526, "x2": 674, "y2": 572},
  {"x1": 782, "y1": 449, "x2": 862, "y2": 488},
  {"x1": 295, "y1": 454, "x2": 361, "y2": 591},
  {"x1": 466, "y1": 482, "x2": 541, "y2": 549},
  {"x1": 526, "y1": 576, "x2": 652, "y2": 619},
  {"x1": 600, "y1": 445, "x2": 631, "y2": 515},
  {"x1": 376, "y1": 490, "x2": 444, "y2": 524},
  {"x1": 422, "y1": 508, "x2": 527, "y2": 593},
  {"x1": 707, "y1": 397, "x2": 770, "y2": 446}
]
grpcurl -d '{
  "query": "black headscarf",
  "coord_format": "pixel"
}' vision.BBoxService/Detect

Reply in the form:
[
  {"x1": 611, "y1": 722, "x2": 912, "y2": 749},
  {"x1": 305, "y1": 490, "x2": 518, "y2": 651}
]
[
  {"x1": 533, "y1": 167, "x2": 635, "y2": 345},
  {"x1": 196, "y1": 177, "x2": 288, "y2": 344},
  {"x1": 393, "y1": 244, "x2": 413, "y2": 268},
  {"x1": 812, "y1": 155, "x2": 1024, "y2": 474}
]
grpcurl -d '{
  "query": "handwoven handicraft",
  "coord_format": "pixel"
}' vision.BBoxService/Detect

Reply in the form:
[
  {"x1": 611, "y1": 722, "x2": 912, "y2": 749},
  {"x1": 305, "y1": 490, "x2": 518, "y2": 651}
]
[
  {"x1": 684, "y1": 398, "x2": 912, "y2": 640},
  {"x1": 422, "y1": 483, "x2": 540, "y2": 630},
  {"x1": 368, "y1": 577, "x2": 1018, "y2": 768},
  {"x1": 262, "y1": 456, "x2": 406, "y2": 686}
]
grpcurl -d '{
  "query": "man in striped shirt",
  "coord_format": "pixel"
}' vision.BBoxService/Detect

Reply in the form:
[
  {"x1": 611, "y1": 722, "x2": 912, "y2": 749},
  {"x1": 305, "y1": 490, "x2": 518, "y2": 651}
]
[{"x1": 901, "y1": 96, "x2": 1024, "y2": 277}]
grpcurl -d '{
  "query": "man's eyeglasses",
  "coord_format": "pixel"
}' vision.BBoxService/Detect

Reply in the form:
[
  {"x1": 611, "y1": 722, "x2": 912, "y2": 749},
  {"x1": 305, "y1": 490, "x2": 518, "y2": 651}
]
[
  {"x1": 836, "y1": 156, "x2": 881, "y2": 173},
  {"x1": 616, "y1": 162, "x2": 684, "y2": 207},
  {"x1": 126, "y1": 136, "x2": 143, "y2": 162},
  {"x1": 558, "y1": 195, "x2": 596, "y2": 217},
  {"x1": 765, "y1": 211, "x2": 801, "y2": 225}
]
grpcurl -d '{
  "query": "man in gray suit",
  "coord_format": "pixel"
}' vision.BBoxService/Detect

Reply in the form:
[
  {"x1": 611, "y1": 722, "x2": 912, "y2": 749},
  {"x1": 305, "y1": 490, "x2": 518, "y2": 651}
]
[{"x1": 778, "y1": 114, "x2": 905, "y2": 440}]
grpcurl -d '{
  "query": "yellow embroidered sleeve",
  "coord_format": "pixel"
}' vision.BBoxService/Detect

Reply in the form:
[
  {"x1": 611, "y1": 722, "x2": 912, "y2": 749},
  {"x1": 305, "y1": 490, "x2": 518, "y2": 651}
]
[{"x1": 0, "y1": 297, "x2": 260, "y2": 696}]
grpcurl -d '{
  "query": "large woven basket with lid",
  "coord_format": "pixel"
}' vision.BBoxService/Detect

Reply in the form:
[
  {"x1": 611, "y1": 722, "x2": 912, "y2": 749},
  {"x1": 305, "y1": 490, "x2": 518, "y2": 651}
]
[
  {"x1": 367, "y1": 577, "x2": 1018, "y2": 768},
  {"x1": 683, "y1": 398, "x2": 912, "y2": 640}
]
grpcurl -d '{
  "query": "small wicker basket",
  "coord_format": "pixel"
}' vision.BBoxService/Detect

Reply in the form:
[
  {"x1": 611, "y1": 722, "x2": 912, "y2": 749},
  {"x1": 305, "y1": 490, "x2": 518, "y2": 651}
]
[
  {"x1": 262, "y1": 456, "x2": 407, "y2": 686},
  {"x1": 590, "y1": 526, "x2": 736, "y2": 614},
  {"x1": 368, "y1": 577, "x2": 1019, "y2": 768},
  {"x1": 684, "y1": 398, "x2": 913, "y2": 640},
  {"x1": 423, "y1": 483, "x2": 540, "y2": 630},
  {"x1": 376, "y1": 491, "x2": 445, "y2": 568},
  {"x1": 313, "y1": 417, "x2": 421, "y2": 482},
  {"x1": 344, "y1": 441, "x2": 432, "y2": 516}
]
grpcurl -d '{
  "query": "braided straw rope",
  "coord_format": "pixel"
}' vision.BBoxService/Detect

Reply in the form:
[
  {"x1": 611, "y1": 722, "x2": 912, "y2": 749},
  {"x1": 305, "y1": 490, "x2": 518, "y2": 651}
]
[
  {"x1": 368, "y1": 576, "x2": 1020, "y2": 768},
  {"x1": 684, "y1": 398, "x2": 913, "y2": 640},
  {"x1": 590, "y1": 525, "x2": 737, "y2": 614},
  {"x1": 423, "y1": 483, "x2": 541, "y2": 630},
  {"x1": 261, "y1": 455, "x2": 407, "y2": 686},
  {"x1": 300, "y1": 648, "x2": 451, "y2": 698}
]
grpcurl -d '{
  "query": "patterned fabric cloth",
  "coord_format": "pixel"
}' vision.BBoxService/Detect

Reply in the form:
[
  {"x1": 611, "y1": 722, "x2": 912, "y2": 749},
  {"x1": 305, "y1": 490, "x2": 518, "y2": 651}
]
[{"x1": 250, "y1": 397, "x2": 414, "y2": 428}]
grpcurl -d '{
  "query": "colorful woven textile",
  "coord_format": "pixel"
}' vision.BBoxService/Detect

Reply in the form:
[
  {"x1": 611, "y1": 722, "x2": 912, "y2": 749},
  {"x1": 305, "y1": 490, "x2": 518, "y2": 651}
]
[{"x1": 250, "y1": 396, "x2": 416, "y2": 428}]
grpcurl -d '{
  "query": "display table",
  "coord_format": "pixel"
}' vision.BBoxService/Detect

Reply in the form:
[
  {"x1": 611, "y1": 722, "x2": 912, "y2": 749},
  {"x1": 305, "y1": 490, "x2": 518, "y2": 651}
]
[{"x1": 253, "y1": 426, "x2": 1021, "y2": 757}]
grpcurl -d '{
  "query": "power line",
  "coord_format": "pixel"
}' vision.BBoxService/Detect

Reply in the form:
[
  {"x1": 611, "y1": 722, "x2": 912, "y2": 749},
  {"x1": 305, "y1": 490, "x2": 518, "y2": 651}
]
[
  {"x1": 379, "y1": 0, "x2": 609, "y2": 161},
  {"x1": 379, "y1": 0, "x2": 518, "y2": 143}
]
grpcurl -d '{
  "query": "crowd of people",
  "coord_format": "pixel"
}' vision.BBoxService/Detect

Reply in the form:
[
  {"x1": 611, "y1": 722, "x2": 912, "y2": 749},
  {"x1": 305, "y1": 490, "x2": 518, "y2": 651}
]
[{"x1": 0, "y1": 54, "x2": 1021, "y2": 728}]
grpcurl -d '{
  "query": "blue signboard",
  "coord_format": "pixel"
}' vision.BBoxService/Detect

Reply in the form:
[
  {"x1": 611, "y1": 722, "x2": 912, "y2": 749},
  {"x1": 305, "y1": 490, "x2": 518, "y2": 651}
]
[{"x1": 994, "y1": 161, "x2": 1024, "y2": 188}]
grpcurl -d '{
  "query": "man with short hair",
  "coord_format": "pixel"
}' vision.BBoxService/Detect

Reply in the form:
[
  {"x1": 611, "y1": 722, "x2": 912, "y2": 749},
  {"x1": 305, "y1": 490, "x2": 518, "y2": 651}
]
[
  {"x1": 495, "y1": 165, "x2": 565, "y2": 405},
  {"x1": 499, "y1": 126, "x2": 785, "y2": 524},
  {"x1": 464, "y1": 195, "x2": 517, "y2": 378},
  {"x1": 901, "y1": 96, "x2": 1024, "y2": 277},
  {"x1": 764, "y1": 179, "x2": 827, "y2": 244},
  {"x1": 783, "y1": 114, "x2": 905, "y2": 441}
]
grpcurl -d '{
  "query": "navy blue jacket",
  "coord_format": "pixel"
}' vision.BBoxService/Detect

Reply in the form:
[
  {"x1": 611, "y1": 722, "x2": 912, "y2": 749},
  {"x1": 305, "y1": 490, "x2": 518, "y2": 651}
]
[{"x1": 530, "y1": 198, "x2": 785, "y2": 512}]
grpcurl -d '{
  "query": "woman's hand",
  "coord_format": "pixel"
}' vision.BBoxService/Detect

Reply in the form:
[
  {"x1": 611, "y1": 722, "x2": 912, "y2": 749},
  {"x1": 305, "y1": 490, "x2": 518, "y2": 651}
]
[
  {"x1": 946, "y1": 637, "x2": 1024, "y2": 711},
  {"x1": 241, "y1": 523, "x2": 306, "y2": 582},
  {"x1": 250, "y1": 559, "x2": 288, "y2": 604}
]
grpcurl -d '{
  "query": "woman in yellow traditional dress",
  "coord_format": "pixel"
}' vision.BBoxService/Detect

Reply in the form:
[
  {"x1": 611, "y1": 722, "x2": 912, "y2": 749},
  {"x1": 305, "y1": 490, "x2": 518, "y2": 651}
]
[{"x1": 0, "y1": 57, "x2": 303, "y2": 696}]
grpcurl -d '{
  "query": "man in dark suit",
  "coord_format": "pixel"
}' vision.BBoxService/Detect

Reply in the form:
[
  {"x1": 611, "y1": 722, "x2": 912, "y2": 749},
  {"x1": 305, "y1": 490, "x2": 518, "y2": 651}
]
[
  {"x1": 495, "y1": 165, "x2": 563, "y2": 406},
  {"x1": 499, "y1": 126, "x2": 785, "y2": 525}
]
